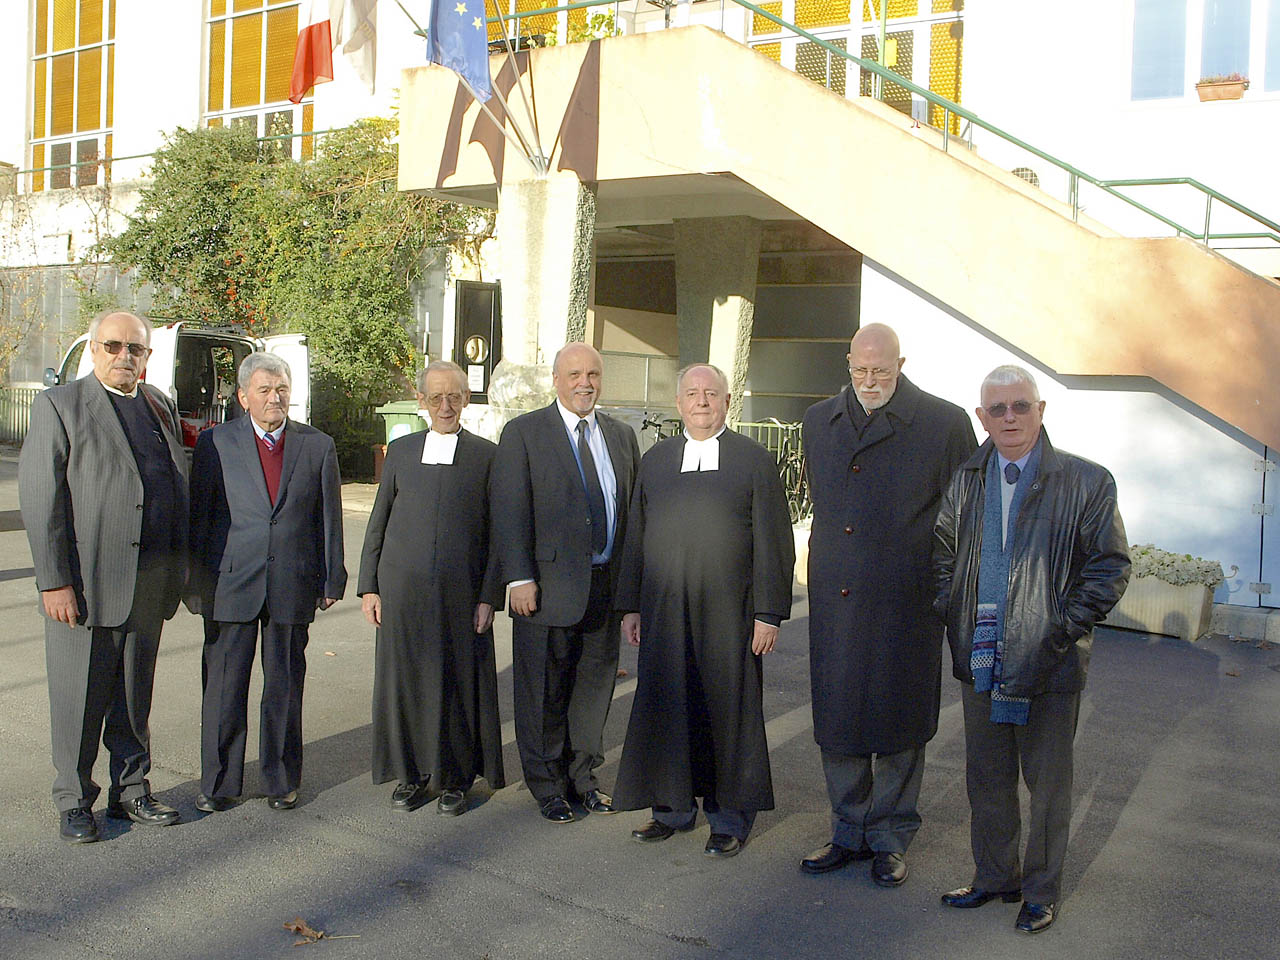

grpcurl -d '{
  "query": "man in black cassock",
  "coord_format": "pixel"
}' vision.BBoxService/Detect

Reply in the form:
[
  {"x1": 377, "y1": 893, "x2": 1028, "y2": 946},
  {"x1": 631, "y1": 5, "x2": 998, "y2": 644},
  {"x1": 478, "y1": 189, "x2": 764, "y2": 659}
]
[
  {"x1": 614, "y1": 363, "x2": 795, "y2": 858},
  {"x1": 358, "y1": 361, "x2": 505, "y2": 816}
]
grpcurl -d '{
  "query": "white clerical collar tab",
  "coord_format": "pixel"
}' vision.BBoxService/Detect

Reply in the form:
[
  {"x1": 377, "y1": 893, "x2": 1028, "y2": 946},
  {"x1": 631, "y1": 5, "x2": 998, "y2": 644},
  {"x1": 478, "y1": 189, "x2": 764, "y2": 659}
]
[
  {"x1": 681, "y1": 433, "x2": 721, "y2": 472},
  {"x1": 421, "y1": 429, "x2": 459, "y2": 465}
]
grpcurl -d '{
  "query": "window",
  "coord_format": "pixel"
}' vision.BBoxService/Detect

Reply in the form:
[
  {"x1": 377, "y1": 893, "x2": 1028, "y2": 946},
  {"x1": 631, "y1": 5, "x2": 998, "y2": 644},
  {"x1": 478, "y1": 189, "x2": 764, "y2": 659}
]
[
  {"x1": 1268, "y1": 0, "x2": 1280, "y2": 90},
  {"x1": 1200, "y1": 0, "x2": 1251, "y2": 78},
  {"x1": 29, "y1": 0, "x2": 116, "y2": 192},
  {"x1": 206, "y1": 0, "x2": 314, "y2": 159},
  {"x1": 1132, "y1": 0, "x2": 1187, "y2": 99}
]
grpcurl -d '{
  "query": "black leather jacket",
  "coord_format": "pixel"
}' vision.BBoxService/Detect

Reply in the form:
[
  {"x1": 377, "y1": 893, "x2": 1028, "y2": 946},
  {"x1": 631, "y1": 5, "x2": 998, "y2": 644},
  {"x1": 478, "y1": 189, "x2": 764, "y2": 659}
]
[{"x1": 931, "y1": 431, "x2": 1130, "y2": 697}]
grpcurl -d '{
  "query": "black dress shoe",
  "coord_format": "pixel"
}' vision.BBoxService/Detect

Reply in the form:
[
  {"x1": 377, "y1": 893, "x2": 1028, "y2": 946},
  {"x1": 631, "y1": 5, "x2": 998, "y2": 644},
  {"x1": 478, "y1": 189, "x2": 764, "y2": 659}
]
[
  {"x1": 437, "y1": 789, "x2": 467, "y2": 817},
  {"x1": 59, "y1": 807, "x2": 99, "y2": 844},
  {"x1": 538, "y1": 795, "x2": 575, "y2": 824},
  {"x1": 266, "y1": 790, "x2": 298, "y2": 810},
  {"x1": 941, "y1": 885, "x2": 1023, "y2": 908},
  {"x1": 106, "y1": 794, "x2": 180, "y2": 826},
  {"x1": 1015, "y1": 901, "x2": 1056, "y2": 934},
  {"x1": 390, "y1": 781, "x2": 430, "y2": 812},
  {"x1": 195, "y1": 793, "x2": 237, "y2": 813},
  {"x1": 580, "y1": 789, "x2": 616, "y2": 814},
  {"x1": 704, "y1": 834, "x2": 742, "y2": 858},
  {"x1": 872, "y1": 851, "x2": 908, "y2": 887},
  {"x1": 800, "y1": 842, "x2": 873, "y2": 874},
  {"x1": 630, "y1": 819, "x2": 688, "y2": 842}
]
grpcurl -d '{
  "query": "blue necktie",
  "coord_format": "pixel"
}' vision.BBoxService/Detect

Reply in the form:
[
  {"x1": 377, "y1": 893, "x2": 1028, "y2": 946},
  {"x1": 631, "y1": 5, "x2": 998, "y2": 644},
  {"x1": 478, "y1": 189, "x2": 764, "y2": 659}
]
[
  {"x1": 577, "y1": 420, "x2": 607, "y2": 555},
  {"x1": 1004, "y1": 461, "x2": 1020, "y2": 485}
]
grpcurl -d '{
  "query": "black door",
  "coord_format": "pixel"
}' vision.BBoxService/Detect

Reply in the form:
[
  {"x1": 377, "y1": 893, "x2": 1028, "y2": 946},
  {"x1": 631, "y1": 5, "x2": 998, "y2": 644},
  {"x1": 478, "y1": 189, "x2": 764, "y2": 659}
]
[{"x1": 454, "y1": 280, "x2": 502, "y2": 404}]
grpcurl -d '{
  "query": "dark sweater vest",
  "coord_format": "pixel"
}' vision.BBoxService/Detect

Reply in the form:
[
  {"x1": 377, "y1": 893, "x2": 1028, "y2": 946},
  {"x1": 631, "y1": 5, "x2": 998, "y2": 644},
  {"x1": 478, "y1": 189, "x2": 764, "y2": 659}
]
[
  {"x1": 256, "y1": 429, "x2": 285, "y2": 504},
  {"x1": 107, "y1": 389, "x2": 180, "y2": 555}
]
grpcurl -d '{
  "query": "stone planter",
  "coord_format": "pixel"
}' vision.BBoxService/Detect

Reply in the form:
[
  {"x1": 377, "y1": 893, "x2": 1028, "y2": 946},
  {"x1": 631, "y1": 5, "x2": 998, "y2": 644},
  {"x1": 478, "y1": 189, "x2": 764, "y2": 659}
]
[
  {"x1": 1195, "y1": 80, "x2": 1248, "y2": 101},
  {"x1": 1102, "y1": 575, "x2": 1214, "y2": 642}
]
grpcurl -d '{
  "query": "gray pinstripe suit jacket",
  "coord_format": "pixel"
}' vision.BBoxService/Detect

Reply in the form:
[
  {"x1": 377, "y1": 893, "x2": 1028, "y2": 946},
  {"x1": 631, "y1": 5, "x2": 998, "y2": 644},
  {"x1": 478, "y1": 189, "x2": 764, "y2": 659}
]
[{"x1": 18, "y1": 374, "x2": 189, "y2": 628}]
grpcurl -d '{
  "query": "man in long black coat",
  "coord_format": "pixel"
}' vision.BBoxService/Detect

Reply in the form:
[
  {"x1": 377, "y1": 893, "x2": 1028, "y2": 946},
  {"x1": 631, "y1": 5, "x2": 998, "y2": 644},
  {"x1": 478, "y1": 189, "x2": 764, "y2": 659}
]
[
  {"x1": 358, "y1": 361, "x2": 505, "y2": 816},
  {"x1": 801, "y1": 323, "x2": 976, "y2": 886},
  {"x1": 614, "y1": 364, "x2": 794, "y2": 859}
]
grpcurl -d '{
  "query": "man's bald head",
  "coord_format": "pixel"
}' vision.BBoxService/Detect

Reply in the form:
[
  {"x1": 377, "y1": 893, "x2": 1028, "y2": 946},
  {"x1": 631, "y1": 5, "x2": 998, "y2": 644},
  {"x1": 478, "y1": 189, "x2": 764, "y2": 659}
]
[
  {"x1": 552, "y1": 342, "x2": 604, "y2": 417},
  {"x1": 847, "y1": 323, "x2": 905, "y2": 411}
]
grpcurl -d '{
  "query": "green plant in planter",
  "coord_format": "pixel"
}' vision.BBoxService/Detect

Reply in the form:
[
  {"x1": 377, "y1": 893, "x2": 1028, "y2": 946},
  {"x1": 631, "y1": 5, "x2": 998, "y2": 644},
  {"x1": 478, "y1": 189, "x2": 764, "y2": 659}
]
[{"x1": 1129, "y1": 544, "x2": 1226, "y2": 589}]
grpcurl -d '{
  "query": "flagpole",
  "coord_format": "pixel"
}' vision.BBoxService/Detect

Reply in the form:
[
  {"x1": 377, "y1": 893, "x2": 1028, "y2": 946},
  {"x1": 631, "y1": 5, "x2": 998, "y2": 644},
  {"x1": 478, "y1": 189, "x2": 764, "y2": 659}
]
[
  {"x1": 391, "y1": 0, "x2": 543, "y2": 174},
  {"x1": 484, "y1": 0, "x2": 548, "y2": 172}
]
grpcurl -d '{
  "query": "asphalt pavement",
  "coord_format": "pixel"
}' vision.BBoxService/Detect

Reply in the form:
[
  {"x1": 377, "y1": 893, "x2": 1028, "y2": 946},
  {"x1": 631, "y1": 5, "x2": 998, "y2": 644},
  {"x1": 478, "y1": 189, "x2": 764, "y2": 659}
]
[{"x1": 0, "y1": 448, "x2": 1276, "y2": 960}]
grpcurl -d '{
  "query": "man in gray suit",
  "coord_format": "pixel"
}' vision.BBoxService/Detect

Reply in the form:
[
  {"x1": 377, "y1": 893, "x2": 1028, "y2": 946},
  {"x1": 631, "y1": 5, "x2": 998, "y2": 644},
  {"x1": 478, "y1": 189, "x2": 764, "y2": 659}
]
[
  {"x1": 189, "y1": 352, "x2": 346, "y2": 813},
  {"x1": 20, "y1": 310, "x2": 187, "y2": 843},
  {"x1": 492, "y1": 343, "x2": 640, "y2": 824}
]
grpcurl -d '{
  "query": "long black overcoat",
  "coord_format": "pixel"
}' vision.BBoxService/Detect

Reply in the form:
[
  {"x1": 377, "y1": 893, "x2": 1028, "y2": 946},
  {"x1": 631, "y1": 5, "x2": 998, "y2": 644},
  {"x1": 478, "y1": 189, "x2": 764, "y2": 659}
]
[
  {"x1": 613, "y1": 430, "x2": 794, "y2": 812},
  {"x1": 803, "y1": 376, "x2": 976, "y2": 755},
  {"x1": 357, "y1": 428, "x2": 505, "y2": 788}
]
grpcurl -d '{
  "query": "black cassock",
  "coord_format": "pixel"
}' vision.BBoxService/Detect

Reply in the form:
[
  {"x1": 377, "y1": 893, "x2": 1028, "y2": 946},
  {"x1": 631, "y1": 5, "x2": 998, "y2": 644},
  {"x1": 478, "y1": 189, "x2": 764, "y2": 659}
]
[
  {"x1": 613, "y1": 430, "x2": 794, "y2": 813},
  {"x1": 357, "y1": 428, "x2": 505, "y2": 789}
]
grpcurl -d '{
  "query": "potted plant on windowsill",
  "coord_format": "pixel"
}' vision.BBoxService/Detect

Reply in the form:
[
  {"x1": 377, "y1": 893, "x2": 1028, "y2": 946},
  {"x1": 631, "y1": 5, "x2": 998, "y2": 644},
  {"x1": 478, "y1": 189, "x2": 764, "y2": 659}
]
[
  {"x1": 1195, "y1": 73, "x2": 1249, "y2": 101},
  {"x1": 1102, "y1": 544, "x2": 1229, "y2": 642}
]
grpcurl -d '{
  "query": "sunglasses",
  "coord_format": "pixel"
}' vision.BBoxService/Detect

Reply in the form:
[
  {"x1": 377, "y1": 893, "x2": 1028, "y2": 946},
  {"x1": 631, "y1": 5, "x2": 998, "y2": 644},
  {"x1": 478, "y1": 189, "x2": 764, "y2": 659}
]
[
  {"x1": 985, "y1": 400, "x2": 1037, "y2": 417},
  {"x1": 94, "y1": 339, "x2": 151, "y2": 358}
]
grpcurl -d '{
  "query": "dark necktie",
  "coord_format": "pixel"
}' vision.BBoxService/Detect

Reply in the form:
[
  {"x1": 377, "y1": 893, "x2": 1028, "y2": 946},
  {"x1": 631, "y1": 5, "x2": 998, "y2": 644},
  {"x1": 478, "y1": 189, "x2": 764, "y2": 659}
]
[
  {"x1": 1004, "y1": 461, "x2": 1021, "y2": 485},
  {"x1": 577, "y1": 420, "x2": 608, "y2": 555}
]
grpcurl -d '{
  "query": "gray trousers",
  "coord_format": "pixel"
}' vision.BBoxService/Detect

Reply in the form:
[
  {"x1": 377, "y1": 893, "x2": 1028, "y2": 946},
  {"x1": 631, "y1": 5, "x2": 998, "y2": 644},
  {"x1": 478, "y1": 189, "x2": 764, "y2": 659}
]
[
  {"x1": 655, "y1": 799, "x2": 756, "y2": 842},
  {"x1": 961, "y1": 684, "x2": 1081, "y2": 903},
  {"x1": 45, "y1": 564, "x2": 169, "y2": 813},
  {"x1": 821, "y1": 745, "x2": 926, "y2": 855}
]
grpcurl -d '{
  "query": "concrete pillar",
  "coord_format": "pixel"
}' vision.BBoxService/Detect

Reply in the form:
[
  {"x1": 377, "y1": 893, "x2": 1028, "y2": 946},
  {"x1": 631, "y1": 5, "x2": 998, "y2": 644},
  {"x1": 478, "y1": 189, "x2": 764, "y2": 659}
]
[
  {"x1": 673, "y1": 216, "x2": 762, "y2": 423},
  {"x1": 494, "y1": 170, "x2": 597, "y2": 365}
]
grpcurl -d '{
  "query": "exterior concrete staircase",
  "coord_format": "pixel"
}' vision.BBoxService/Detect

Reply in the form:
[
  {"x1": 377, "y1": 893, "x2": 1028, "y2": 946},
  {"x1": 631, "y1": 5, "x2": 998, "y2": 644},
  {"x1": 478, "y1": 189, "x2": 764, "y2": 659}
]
[{"x1": 399, "y1": 26, "x2": 1280, "y2": 449}]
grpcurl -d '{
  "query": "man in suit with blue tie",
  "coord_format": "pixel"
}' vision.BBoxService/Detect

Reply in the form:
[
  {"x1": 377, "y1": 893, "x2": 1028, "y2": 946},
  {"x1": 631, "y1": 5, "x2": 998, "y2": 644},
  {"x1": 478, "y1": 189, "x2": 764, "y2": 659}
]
[
  {"x1": 20, "y1": 311, "x2": 187, "y2": 842},
  {"x1": 493, "y1": 343, "x2": 640, "y2": 823},
  {"x1": 189, "y1": 352, "x2": 346, "y2": 813}
]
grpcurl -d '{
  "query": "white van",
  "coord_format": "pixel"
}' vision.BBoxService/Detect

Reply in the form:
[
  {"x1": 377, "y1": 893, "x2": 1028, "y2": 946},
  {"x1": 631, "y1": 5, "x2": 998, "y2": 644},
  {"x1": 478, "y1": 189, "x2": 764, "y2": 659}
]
[{"x1": 44, "y1": 320, "x2": 310, "y2": 452}]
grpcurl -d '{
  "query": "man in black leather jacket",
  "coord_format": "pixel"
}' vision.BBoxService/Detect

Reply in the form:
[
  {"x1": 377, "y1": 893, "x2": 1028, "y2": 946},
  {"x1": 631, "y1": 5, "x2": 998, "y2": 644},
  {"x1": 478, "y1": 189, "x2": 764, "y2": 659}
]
[{"x1": 931, "y1": 364, "x2": 1129, "y2": 935}]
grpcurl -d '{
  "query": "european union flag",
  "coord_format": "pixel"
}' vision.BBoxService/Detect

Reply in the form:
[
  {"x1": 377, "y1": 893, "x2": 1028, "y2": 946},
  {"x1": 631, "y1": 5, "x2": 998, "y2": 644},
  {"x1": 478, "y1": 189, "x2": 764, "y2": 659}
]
[{"x1": 427, "y1": 0, "x2": 493, "y2": 101}]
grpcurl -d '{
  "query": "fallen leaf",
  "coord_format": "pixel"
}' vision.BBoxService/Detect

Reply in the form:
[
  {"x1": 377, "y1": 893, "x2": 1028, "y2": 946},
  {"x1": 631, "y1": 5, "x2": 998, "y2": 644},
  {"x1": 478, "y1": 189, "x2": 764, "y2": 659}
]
[
  {"x1": 283, "y1": 916, "x2": 360, "y2": 947},
  {"x1": 284, "y1": 917, "x2": 324, "y2": 944},
  {"x1": 1225, "y1": 670, "x2": 1240, "y2": 677},
  {"x1": 324, "y1": 651, "x2": 336, "y2": 657}
]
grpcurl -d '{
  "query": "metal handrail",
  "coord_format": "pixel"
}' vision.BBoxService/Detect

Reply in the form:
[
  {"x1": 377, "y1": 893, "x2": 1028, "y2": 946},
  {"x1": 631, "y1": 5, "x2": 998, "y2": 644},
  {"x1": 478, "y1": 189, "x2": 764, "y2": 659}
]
[
  {"x1": 487, "y1": 0, "x2": 1278, "y2": 249},
  {"x1": 10, "y1": 127, "x2": 345, "y2": 179}
]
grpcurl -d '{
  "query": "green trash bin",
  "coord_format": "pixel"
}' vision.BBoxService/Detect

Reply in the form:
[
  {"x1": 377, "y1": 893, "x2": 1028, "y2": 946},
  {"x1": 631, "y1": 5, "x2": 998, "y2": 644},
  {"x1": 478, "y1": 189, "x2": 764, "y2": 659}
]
[{"x1": 375, "y1": 399, "x2": 427, "y2": 444}]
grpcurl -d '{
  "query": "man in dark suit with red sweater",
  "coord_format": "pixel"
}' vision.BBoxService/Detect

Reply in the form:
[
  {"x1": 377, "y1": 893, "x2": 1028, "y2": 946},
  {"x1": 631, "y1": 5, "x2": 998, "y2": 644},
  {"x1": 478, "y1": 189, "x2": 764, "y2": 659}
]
[{"x1": 189, "y1": 351, "x2": 346, "y2": 813}]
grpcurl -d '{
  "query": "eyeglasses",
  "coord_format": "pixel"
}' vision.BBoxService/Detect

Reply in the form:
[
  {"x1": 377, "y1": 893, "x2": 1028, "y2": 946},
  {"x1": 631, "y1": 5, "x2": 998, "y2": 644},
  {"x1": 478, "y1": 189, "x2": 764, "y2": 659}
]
[
  {"x1": 850, "y1": 366, "x2": 896, "y2": 382},
  {"x1": 985, "y1": 400, "x2": 1037, "y2": 418},
  {"x1": 426, "y1": 392, "x2": 465, "y2": 408},
  {"x1": 94, "y1": 339, "x2": 150, "y2": 358}
]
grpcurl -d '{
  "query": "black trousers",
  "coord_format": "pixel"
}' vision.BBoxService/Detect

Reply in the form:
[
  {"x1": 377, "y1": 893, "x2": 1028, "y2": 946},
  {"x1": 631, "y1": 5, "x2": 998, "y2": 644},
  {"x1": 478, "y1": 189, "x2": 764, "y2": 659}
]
[
  {"x1": 961, "y1": 684, "x2": 1081, "y2": 903},
  {"x1": 45, "y1": 563, "x2": 170, "y2": 813},
  {"x1": 201, "y1": 611, "x2": 309, "y2": 798},
  {"x1": 512, "y1": 567, "x2": 618, "y2": 801}
]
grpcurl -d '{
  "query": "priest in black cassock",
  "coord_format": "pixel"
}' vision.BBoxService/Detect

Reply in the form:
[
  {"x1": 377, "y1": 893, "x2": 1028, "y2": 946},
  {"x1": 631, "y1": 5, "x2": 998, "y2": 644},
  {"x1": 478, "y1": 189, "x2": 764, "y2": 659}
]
[
  {"x1": 358, "y1": 361, "x2": 505, "y2": 816},
  {"x1": 614, "y1": 363, "x2": 795, "y2": 858}
]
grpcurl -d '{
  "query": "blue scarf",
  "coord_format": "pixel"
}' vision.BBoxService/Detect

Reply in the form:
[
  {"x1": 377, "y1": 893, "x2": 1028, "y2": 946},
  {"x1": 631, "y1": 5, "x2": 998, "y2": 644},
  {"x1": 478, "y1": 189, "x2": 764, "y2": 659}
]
[{"x1": 972, "y1": 443, "x2": 1041, "y2": 725}]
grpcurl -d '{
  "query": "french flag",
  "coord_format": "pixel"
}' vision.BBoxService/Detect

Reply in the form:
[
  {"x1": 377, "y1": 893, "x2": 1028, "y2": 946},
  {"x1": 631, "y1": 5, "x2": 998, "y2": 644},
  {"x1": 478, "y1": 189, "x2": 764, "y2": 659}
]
[{"x1": 289, "y1": 0, "x2": 377, "y2": 104}]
